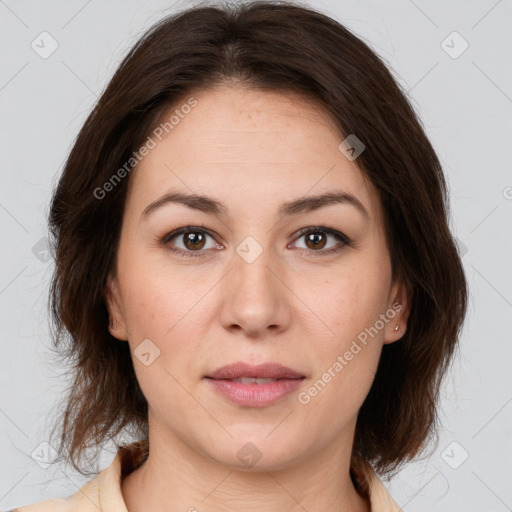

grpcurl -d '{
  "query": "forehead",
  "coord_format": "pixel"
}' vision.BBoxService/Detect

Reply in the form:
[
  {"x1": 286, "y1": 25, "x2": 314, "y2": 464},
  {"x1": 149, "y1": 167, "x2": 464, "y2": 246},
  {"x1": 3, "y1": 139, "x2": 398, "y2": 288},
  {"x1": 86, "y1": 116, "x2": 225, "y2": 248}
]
[{"x1": 125, "y1": 85, "x2": 381, "y2": 225}]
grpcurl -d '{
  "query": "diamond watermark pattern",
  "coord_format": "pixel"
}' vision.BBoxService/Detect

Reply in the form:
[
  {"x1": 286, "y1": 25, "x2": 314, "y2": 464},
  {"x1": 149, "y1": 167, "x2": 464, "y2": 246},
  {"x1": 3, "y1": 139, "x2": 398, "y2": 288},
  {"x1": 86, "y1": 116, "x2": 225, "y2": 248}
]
[
  {"x1": 455, "y1": 237, "x2": 468, "y2": 257},
  {"x1": 31, "y1": 31, "x2": 59, "y2": 59},
  {"x1": 134, "y1": 338, "x2": 161, "y2": 366},
  {"x1": 31, "y1": 441, "x2": 58, "y2": 469},
  {"x1": 237, "y1": 442, "x2": 263, "y2": 468},
  {"x1": 441, "y1": 31, "x2": 469, "y2": 59},
  {"x1": 441, "y1": 441, "x2": 469, "y2": 469},
  {"x1": 338, "y1": 134, "x2": 365, "y2": 161},
  {"x1": 32, "y1": 236, "x2": 51, "y2": 263},
  {"x1": 236, "y1": 236, "x2": 263, "y2": 264}
]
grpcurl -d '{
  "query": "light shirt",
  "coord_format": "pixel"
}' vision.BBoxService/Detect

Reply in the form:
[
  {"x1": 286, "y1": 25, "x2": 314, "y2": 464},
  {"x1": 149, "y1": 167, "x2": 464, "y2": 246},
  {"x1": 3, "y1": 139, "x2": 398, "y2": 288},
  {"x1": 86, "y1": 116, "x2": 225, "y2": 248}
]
[{"x1": 9, "y1": 441, "x2": 403, "y2": 511}]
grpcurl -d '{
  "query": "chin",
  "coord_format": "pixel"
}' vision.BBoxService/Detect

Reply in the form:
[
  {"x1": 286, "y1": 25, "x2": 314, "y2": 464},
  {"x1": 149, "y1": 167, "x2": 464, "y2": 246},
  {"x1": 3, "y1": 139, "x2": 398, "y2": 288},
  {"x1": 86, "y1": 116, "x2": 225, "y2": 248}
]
[{"x1": 201, "y1": 432, "x2": 308, "y2": 472}]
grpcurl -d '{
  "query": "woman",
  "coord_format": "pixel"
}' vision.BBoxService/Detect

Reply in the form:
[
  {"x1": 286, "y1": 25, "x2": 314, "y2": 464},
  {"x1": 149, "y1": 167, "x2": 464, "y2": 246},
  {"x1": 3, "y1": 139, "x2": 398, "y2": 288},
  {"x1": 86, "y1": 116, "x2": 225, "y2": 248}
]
[{"x1": 11, "y1": 1, "x2": 468, "y2": 511}]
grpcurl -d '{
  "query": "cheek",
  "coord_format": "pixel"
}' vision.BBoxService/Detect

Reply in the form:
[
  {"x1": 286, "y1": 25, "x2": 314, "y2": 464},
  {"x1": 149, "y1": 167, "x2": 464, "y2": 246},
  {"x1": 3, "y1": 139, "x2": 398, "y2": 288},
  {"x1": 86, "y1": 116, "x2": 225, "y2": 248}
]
[
  {"x1": 298, "y1": 259, "x2": 390, "y2": 391},
  {"x1": 117, "y1": 246, "x2": 188, "y2": 333},
  {"x1": 121, "y1": 277, "x2": 169, "y2": 338},
  {"x1": 119, "y1": 256, "x2": 215, "y2": 366},
  {"x1": 305, "y1": 261, "x2": 390, "y2": 338},
  {"x1": 119, "y1": 269, "x2": 199, "y2": 400},
  {"x1": 300, "y1": 321, "x2": 383, "y2": 421}
]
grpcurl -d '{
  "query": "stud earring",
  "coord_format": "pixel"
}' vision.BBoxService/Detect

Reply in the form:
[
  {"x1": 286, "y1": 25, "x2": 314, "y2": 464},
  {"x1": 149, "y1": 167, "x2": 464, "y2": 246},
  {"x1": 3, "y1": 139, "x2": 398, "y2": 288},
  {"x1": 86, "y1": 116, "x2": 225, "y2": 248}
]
[{"x1": 394, "y1": 325, "x2": 399, "y2": 332}]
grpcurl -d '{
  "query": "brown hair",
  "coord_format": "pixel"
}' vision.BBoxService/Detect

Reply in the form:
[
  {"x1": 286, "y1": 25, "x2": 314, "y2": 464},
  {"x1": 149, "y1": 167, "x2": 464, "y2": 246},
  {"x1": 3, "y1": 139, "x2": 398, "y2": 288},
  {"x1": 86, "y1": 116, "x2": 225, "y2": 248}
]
[{"x1": 46, "y1": 0, "x2": 468, "y2": 482}]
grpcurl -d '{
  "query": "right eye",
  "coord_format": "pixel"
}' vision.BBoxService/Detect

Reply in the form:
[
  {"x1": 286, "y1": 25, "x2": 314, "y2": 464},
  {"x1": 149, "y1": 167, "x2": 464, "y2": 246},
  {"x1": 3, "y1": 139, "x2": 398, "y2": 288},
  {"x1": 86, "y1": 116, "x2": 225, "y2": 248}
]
[{"x1": 161, "y1": 226, "x2": 223, "y2": 258}]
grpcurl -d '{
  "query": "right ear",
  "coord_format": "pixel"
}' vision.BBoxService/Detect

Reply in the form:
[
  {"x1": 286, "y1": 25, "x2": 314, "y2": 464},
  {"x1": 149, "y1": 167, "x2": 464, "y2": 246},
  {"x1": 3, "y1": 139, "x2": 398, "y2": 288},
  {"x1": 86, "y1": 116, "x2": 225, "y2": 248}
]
[{"x1": 104, "y1": 273, "x2": 129, "y2": 341}]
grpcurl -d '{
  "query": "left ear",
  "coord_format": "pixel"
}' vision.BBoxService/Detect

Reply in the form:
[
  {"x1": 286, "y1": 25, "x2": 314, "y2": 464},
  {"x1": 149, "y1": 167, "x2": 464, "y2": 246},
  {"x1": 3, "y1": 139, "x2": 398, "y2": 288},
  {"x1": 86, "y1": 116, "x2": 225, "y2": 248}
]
[{"x1": 383, "y1": 278, "x2": 413, "y2": 344}]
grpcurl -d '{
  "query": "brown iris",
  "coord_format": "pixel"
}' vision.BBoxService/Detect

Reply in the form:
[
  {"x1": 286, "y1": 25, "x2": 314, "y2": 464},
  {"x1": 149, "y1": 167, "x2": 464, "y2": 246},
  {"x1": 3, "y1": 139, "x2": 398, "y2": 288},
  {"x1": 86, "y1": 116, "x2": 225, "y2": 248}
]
[
  {"x1": 304, "y1": 231, "x2": 327, "y2": 251},
  {"x1": 183, "y1": 231, "x2": 207, "y2": 251}
]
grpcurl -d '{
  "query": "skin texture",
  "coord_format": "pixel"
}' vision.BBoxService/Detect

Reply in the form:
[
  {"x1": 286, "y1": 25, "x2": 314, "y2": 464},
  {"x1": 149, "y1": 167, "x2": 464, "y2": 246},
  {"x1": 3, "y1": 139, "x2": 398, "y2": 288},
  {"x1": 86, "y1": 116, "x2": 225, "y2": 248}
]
[{"x1": 106, "y1": 83, "x2": 410, "y2": 512}]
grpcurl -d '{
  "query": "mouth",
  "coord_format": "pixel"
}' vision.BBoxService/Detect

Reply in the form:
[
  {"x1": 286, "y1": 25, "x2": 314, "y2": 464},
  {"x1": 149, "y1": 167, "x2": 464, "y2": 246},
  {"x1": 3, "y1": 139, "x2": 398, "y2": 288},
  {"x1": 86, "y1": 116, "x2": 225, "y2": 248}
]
[{"x1": 204, "y1": 362, "x2": 305, "y2": 407}]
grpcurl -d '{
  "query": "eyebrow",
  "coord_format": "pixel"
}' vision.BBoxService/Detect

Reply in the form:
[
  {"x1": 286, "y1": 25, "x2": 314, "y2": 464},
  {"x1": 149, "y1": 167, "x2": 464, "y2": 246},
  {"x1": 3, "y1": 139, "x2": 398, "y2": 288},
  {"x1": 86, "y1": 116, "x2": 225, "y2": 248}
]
[{"x1": 140, "y1": 189, "x2": 369, "y2": 221}]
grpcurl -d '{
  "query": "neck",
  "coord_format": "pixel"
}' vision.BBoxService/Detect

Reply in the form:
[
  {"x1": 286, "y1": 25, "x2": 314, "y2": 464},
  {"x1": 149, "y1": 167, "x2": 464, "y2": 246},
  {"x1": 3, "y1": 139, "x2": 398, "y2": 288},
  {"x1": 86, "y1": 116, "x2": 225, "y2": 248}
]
[{"x1": 121, "y1": 420, "x2": 370, "y2": 512}]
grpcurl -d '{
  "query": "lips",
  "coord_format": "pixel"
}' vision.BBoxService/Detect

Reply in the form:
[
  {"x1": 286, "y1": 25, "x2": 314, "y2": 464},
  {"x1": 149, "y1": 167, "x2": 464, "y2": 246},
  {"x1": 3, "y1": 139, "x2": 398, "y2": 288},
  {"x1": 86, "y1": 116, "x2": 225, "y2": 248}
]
[
  {"x1": 204, "y1": 362, "x2": 305, "y2": 407},
  {"x1": 205, "y1": 362, "x2": 305, "y2": 381}
]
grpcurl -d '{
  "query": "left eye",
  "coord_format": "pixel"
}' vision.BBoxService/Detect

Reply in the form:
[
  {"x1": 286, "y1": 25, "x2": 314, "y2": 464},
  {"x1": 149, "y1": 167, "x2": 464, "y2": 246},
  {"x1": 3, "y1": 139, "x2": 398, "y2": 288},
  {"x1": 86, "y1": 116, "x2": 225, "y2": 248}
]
[{"x1": 291, "y1": 227, "x2": 352, "y2": 255}]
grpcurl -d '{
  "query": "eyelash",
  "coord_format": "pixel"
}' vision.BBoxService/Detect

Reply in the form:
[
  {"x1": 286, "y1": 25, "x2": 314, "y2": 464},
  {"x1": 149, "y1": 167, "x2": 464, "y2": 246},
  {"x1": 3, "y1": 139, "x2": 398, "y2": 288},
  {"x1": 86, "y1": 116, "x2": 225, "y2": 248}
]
[{"x1": 160, "y1": 225, "x2": 353, "y2": 258}]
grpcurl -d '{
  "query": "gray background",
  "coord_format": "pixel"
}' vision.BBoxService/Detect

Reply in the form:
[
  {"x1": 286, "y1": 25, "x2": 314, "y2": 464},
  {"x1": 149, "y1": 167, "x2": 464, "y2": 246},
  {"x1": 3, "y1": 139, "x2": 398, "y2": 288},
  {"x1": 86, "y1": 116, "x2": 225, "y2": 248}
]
[{"x1": 1, "y1": 0, "x2": 511, "y2": 510}]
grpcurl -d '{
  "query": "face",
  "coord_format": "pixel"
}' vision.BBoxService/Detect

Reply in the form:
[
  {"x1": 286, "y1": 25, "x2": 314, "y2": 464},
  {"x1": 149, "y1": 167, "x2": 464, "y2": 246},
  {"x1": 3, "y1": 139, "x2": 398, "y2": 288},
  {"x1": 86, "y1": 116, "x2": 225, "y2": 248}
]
[{"x1": 106, "y1": 84, "x2": 409, "y2": 471}]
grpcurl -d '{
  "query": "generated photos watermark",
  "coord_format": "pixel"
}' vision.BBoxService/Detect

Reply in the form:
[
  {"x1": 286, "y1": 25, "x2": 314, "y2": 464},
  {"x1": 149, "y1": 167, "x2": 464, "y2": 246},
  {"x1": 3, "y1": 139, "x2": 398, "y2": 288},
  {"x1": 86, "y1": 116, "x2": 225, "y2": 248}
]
[
  {"x1": 93, "y1": 96, "x2": 197, "y2": 200},
  {"x1": 298, "y1": 302, "x2": 403, "y2": 405}
]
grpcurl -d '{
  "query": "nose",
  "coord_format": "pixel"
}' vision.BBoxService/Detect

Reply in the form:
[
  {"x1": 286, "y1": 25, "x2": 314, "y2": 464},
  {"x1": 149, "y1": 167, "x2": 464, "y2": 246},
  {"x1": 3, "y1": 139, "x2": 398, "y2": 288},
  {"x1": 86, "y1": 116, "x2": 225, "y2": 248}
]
[{"x1": 218, "y1": 243, "x2": 292, "y2": 338}]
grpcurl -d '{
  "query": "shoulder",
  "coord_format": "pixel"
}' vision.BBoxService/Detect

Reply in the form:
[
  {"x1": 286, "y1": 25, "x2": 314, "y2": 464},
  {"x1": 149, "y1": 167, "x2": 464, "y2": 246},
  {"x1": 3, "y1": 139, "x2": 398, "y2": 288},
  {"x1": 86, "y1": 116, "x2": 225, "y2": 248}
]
[
  {"x1": 7, "y1": 497, "x2": 70, "y2": 512},
  {"x1": 8, "y1": 473, "x2": 101, "y2": 512},
  {"x1": 356, "y1": 463, "x2": 404, "y2": 512},
  {"x1": 8, "y1": 441, "x2": 147, "y2": 512}
]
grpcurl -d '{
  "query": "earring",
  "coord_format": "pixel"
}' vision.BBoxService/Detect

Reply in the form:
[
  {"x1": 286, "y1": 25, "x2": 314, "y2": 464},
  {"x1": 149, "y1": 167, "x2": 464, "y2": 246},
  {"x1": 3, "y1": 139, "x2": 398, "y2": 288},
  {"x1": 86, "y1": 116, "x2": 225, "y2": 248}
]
[{"x1": 394, "y1": 325, "x2": 399, "y2": 332}]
